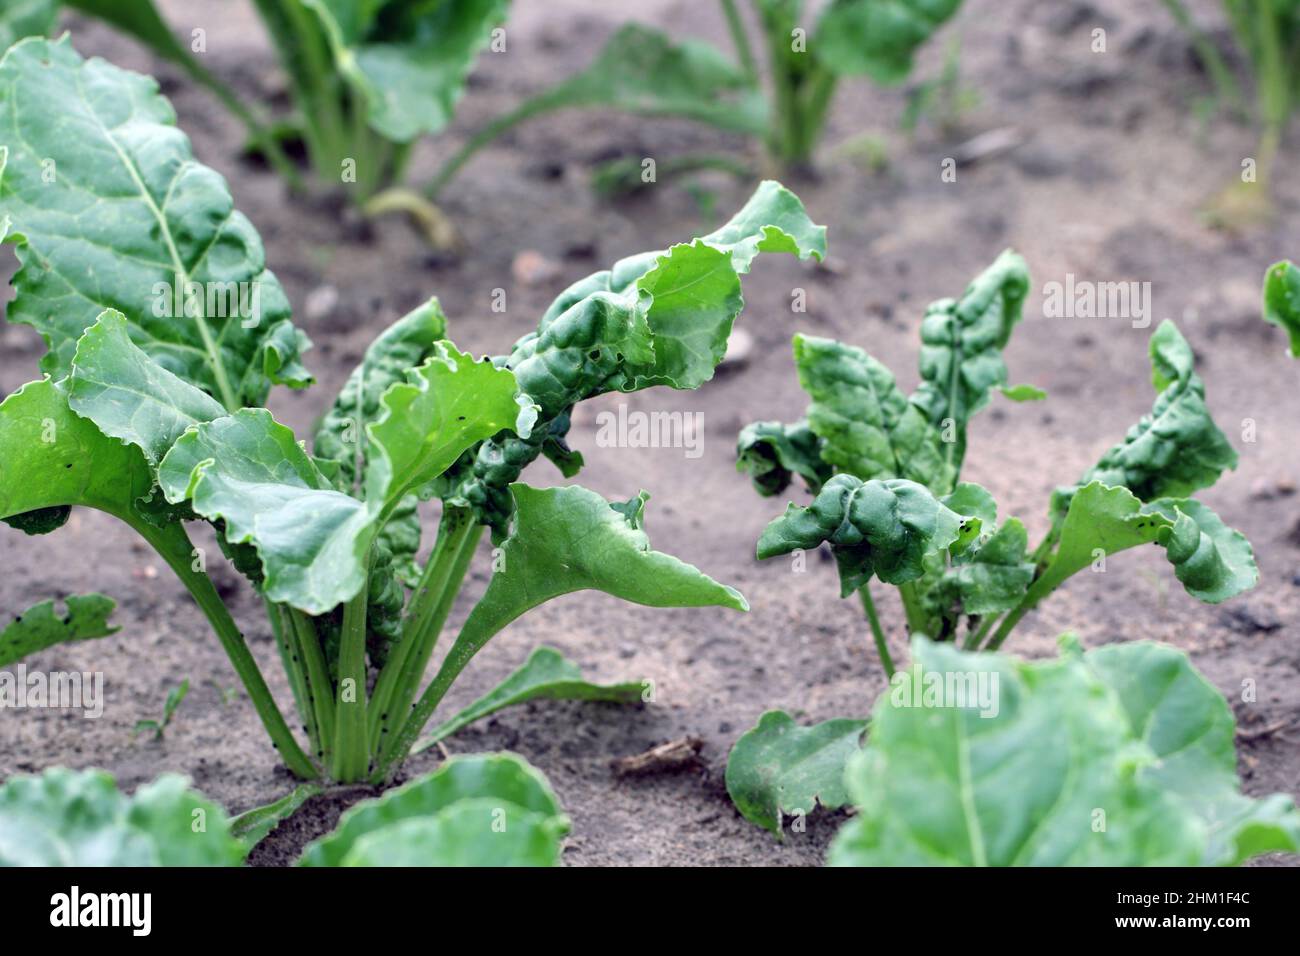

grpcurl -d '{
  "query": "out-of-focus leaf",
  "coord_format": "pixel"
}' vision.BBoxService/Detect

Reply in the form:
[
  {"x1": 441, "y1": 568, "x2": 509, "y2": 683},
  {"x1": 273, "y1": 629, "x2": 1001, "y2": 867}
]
[
  {"x1": 815, "y1": 0, "x2": 965, "y2": 84},
  {"x1": 0, "y1": 768, "x2": 242, "y2": 866},
  {"x1": 910, "y1": 250, "x2": 1030, "y2": 477},
  {"x1": 228, "y1": 782, "x2": 324, "y2": 852},
  {"x1": 757, "y1": 474, "x2": 972, "y2": 596},
  {"x1": 299, "y1": 753, "x2": 567, "y2": 867},
  {"x1": 0, "y1": 0, "x2": 57, "y2": 50},
  {"x1": 303, "y1": 0, "x2": 507, "y2": 142},
  {"x1": 736, "y1": 419, "x2": 831, "y2": 496},
  {"x1": 0, "y1": 37, "x2": 309, "y2": 408},
  {"x1": 510, "y1": 23, "x2": 767, "y2": 136},
  {"x1": 1263, "y1": 259, "x2": 1300, "y2": 357},
  {"x1": 725, "y1": 710, "x2": 866, "y2": 836},
  {"x1": 1085, "y1": 641, "x2": 1300, "y2": 866},
  {"x1": 414, "y1": 646, "x2": 644, "y2": 752},
  {"x1": 340, "y1": 798, "x2": 564, "y2": 866},
  {"x1": 828, "y1": 639, "x2": 1208, "y2": 866},
  {"x1": 0, "y1": 594, "x2": 118, "y2": 667},
  {"x1": 793, "y1": 333, "x2": 950, "y2": 487}
]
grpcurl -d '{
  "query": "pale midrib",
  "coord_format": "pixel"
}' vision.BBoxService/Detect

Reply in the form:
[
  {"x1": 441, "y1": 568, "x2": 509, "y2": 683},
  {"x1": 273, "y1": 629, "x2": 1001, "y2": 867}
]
[
  {"x1": 954, "y1": 715, "x2": 989, "y2": 866},
  {"x1": 82, "y1": 75, "x2": 239, "y2": 412}
]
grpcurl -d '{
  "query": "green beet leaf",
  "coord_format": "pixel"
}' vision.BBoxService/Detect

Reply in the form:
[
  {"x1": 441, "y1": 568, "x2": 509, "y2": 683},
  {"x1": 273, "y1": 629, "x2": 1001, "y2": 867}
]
[
  {"x1": 303, "y1": 0, "x2": 507, "y2": 143},
  {"x1": 453, "y1": 180, "x2": 825, "y2": 530},
  {"x1": 736, "y1": 419, "x2": 832, "y2": 496},
  {"x1": 758, "y1": 474, "x2": 973, "y2": 596},
  {"x1": 1263, "y1": 259, "x2": 1300, "y2": 357},
  {"x1": 0, "y1": 0, "x2": 56, "y2": 50},
  {"x1": 339, "y1": 798, "x2": 564, "y2": 866},
  {"x1": 0, "y1": 377, "x2": 158, "y2": 531},
  {"x1": 1034, "y1": 482, "x2": 1256, "y2": 607},
  {"x1": 0, "y1": 36, "x2": 309, "y2": 409},
  {"x1": 725, "y1": 710, "x2": 867, "y2": 836},
  {"x1": 793, "y1": 333, "x2": 950, "y2": 487},
  {"x1": 415, "y1": 645, "x2": 644, "y2": 753},
  {"x1": 828, "y1": 639, "x2": 1300, "y2": 866},
  {"x1": 1056, "y1": 321, "x2": 1237, "y2": 511},
  {"x1": 68, "y1": 310, "x2": 226, "y2": 466},
  {"x1": 0, "y1": 593, "x2": 118, "y2": 667},
  {"x1": 0, "y1": 768, "x2": 243, "y2": 866},
  {"x1": 300, "y1": 752, "x2": 567, "y2": 866},
  {"x1": 159, "y1": 343, "x2": 526, "y2": 614},
  {"x1": 314, "y1": 298, "x2": 451, "y2": 588},
  {"x1": 815, "y1": 0, "x2": 965, "y2": 84},
  {"x1": 910, "y1": 249, "x2": 1030, "y2": 479},
  {"x1": 1085, "y1": 642, "x2": 1300, "y2": 866}
]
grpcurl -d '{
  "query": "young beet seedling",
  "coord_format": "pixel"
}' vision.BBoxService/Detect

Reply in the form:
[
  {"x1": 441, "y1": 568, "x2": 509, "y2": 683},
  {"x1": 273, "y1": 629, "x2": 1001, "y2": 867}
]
[
  {"x1": 0, "y1": 38, "x2": 827, "y2": 790},
  {"x1": 726, "y1": 251, "x2": 1259, "y2": 834}
]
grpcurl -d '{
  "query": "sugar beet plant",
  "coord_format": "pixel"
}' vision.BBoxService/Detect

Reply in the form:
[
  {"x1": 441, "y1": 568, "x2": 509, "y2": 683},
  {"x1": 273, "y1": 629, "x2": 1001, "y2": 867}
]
[
  {"x1": 0, "y1": 38, "x2": 827, "y2": 787},
  {"x1": 726, "y1": 251, "x2": 1262, "y2": 834}
]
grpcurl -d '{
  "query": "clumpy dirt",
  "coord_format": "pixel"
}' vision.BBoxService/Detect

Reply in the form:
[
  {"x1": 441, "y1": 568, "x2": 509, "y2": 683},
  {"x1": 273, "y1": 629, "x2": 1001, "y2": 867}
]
[{"x1": 2, "y1": 0, "x2": 1298, "y2": 866}]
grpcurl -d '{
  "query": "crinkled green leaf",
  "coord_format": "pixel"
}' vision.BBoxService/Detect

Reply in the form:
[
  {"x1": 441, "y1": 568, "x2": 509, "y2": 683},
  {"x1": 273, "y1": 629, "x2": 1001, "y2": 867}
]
[
  {"x1": 1085, "y1": 642, "x2": 1300, "y2": 866},
  {"x1": 0, "y1": 37, "x2": 309, "y2": 408},
  {"x1": 0, "y1": 768, "x2": 242, "y2": 866},
  {"x1": 910, "y1": 249, "x2": 1030, "y2": 478},
  {"x1": 793, "y1": 333, "x2": 950, "y2": 487},
  {"x1": 725, "y1": 710, "x2": 866, "y2": 836},
  {"x1": 828, "y1": 639, "x2": 1208, "y2": 866},
  {"x1": 1036, "y1": 481, "x2": 1256, "y2": 607},
  {"x1": 159, "y1": 344, "x2": 525, "y2": 613},
  {"x1": 0, "y1": 593, "x2": 118, "y2": 667},
  {"x1": 303, "y1": 0, "x2": 507, "y2": 143},
  {"x1": 735, "y1": 419, "x2": 831, "y2": 496},
  {"x1": 299, "y1": 752, "x2": 567, "y2": 866},
  {"x1": 815, "y1": 0, "x2": 964, "y2": 84},
  {"x1": 414, "y1": 645, "x2": 644, "y2": 753},
  {"x1": 937, "y1": 516, "x2": 1034, "y2": 616},
  {"x1": 453, "y1": 181, "x2": 825, "y2": 531},
  {"x1": 1056, "y1": 321, "x2": 1237, "y2": 512},
  {"x1": 1141, "y1": 497, "x2": 1258, "y2": 603},
  {"x1": 758, "y1": 474, "x2": 972, "y2": 596},
  {"x1": 68, "y1": 310, "x2": 225, "y2": 466},
  {"x1": 511, "y1": 22, "x2": 767, "y2": 137},
  {"x1": 0, "y1": 0, "x2": 56, "y2": 51},
  {"x1": 1263, "y1": 259, "x2": 1300, "y2": 357}
]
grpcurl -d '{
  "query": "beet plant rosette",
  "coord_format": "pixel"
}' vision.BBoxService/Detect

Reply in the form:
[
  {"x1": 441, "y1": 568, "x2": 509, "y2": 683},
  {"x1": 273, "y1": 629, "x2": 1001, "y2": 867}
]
[
  {"x1": 725, "y1": 251, "x2": 1273, "y2": 843},
  {"x1": 0, "y1": 38, "x2": 827, "y2": 795}
]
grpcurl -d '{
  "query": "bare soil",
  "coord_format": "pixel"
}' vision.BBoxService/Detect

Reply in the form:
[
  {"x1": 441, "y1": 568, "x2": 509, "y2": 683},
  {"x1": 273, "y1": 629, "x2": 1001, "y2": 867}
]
[{"x1": 2, "y1": 0, "x2": 1297, "y2": 866}]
